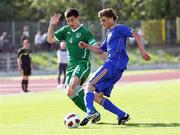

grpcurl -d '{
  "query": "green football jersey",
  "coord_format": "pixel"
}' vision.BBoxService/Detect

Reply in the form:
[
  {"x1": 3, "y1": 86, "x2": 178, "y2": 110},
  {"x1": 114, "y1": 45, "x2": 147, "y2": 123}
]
[{"x1": 54, "y1": 24, "x2": 96, "y2": 66}]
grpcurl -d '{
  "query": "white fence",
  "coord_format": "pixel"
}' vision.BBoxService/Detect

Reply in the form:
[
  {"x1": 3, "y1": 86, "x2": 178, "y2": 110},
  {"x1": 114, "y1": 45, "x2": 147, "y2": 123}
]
[{"x1": 0, "y1": 53, "x2": 17, "y2": 71}]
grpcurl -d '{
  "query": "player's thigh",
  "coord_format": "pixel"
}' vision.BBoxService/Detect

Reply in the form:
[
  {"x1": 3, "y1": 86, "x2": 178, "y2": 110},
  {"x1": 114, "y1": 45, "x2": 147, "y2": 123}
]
[
  {"x1": 69, "y1": 76, "x2": 81, "y2": 89},
  {"x1": 22, "y1": 67, "x2": 31, "y2": 76},
  {"x1": 65, "y1": 68, "x2": 73, "y2": 85},
  {"x1": 65, "y1": 65, "x2": 83, "y2": 86},
  {"x1": 89, "y1": 64, "x2": 123, "y2": 97},
  {"x1": 62, "y1": 63, "x2": 68, "y2": 74},
  {"x1": 89, "y1": 64, "x2": 109, "y2": 90},
  {"x1": 58, "y1": 63, "x2": 61, "y2": 74},
  {"x1": 72, "y1": 62, "x2": 91, "y2": 84},
  {"x1": 102, "y1": 69, "x2": 124, "y2": 97}
]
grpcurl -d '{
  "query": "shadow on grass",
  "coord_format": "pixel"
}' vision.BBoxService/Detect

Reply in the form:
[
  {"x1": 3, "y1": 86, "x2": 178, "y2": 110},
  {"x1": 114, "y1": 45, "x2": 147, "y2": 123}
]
[{"x1": 97, "y1": 122, "x2": 180, "y2": 128}]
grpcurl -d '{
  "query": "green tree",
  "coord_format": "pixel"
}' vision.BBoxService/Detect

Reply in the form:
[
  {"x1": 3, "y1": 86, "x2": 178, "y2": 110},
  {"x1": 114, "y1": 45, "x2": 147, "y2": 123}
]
[
  {"x1": 144, "y1": 0, "x2": 180, "y2": 19},
  {"x1": 0, "y1": 0, "x2": 179, "y2": 21}
]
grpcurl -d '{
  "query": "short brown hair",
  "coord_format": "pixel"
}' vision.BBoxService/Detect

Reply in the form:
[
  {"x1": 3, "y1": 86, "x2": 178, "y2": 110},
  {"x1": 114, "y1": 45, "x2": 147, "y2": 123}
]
[{"x1": 98, "y1": 8, "x2": 118, "y2": 21}]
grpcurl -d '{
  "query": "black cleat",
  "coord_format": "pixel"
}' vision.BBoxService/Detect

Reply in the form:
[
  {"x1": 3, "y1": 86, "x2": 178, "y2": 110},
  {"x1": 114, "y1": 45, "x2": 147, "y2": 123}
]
[
  {"x1": 24, "y1": 90, "x2": 29, "y2": 93},
  {"x1": 21, "y1": 89, "x2": 29, "y2": 93},
  {"x1": 80, "y1": 117, "x2": 89, "y2": 126},
  {"x1": 118, "y1": 113, "x2": 130, "y2": 125},
  {"x1": 91, "y1": 112, "x2": 101, "y2": 124},
  {"x1": 80, "y1": 112, "x2": 100, "y2": 126}
]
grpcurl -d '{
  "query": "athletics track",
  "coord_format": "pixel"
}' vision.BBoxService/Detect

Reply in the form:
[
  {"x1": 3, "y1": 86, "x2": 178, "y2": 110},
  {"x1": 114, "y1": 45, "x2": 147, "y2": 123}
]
[{"x1": 0, "y1": 70, "x2": 179, "y2": 95}]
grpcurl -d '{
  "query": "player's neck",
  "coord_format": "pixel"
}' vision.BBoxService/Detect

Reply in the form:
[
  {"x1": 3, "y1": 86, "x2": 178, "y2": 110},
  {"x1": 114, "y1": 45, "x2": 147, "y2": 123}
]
[
  {"x1": 71, "y1": 23, "x2": 83, "y2": 32},
  {"x1": 109, "y1": 23, "x2": 117, "y2": 29}
]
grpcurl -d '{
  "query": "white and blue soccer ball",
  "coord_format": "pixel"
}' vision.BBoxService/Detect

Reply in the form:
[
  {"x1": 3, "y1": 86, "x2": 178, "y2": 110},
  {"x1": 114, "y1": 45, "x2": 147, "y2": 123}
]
[{"x1": 64, "y1": 113, "x2": 80, "y2": 128}]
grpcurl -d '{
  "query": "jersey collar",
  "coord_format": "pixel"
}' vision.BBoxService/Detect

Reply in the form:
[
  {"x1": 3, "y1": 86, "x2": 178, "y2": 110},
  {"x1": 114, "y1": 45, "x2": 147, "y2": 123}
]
[
  {"x1": 109, "y1": 24, "x2": 117, "y2": 31},
  {"x1": 71, "y1": 24, "x2": 83, "y2": 32}
]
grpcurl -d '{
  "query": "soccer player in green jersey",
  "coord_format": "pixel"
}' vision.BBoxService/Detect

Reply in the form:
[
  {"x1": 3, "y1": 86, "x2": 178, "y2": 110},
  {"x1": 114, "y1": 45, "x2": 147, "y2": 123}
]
[{"x1": 47, "y1": 8, "x2": 100, "y2": 123}]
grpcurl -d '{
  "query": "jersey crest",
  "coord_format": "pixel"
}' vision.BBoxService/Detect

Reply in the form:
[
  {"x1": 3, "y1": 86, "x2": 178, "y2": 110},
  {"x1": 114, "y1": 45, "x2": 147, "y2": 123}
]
[{"x1": 76, "y1": 33, "x2": 81, "y2": 38}]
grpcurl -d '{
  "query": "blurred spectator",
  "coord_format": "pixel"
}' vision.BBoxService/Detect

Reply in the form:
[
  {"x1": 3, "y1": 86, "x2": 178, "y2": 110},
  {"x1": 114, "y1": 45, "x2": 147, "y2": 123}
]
[
  {"x1": 128, "y1": 28, "x2": 149, "y2": 48},
  {"x1": 17, "y1": 39, "x2": 32, "y2": 92},
  {"x1": 137, "y1": 28, "x2": 149, "y2": 48},
  {"x1": 0, "y1": 32, "x2": 11, "y2": 52},
  {"x1": 128, "y1": 36, "x2": 136, "y2": 46},
  {"x1": 57, "y1": 41, "x2": 67, "y2": 88},
  {"x1": 42, "y1": 32, "x2": 52, "y2": 50},
  {"x1": 34, "y1": 31, "x2": 43, "y2": 50},
  {"x1": 20, "y1": 25, "x2": 30, "y2": 43},
  {"x1": 42, "y1": 32, "x2": 47, "y2": 43}
]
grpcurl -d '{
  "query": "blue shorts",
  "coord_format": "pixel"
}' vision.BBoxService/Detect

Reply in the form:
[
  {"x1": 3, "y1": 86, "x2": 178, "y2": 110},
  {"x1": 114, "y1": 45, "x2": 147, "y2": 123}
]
[{"x1": 89, "y1": 62, "x2": 124, "y2": 97}]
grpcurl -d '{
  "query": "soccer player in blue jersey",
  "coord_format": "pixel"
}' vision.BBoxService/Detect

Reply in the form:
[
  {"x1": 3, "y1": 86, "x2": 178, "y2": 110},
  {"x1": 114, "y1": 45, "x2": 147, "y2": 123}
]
[{"x1": 79, "y1": 8, "x2": 150, "y2": 126}]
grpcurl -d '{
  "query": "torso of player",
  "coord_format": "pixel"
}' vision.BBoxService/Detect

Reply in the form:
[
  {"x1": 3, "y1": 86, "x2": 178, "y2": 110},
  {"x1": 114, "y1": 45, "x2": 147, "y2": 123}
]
[
  {"x1": 17, "y1": 48, "x2": 31, "y2": 67},
  {"x1": 54, "y1": 25, "x2": 96, "y2": 66},
  {"x1": 103, "y1": 25, "x2": 133, "y2": 70}
]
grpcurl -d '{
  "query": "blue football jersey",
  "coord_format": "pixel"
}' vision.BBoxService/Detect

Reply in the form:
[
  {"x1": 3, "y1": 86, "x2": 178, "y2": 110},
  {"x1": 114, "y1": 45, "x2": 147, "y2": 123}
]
[{"x1": 100, "y1": 24, "x2": 133, "y2": 70}]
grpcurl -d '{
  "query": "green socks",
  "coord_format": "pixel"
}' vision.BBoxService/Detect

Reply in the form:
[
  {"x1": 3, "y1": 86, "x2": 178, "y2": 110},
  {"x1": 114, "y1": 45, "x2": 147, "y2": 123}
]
[
  {"x1": 71, "y1": 89, "x2": 87, "y2": 112},
  {"x1": 69, "y1": 85, "x2": 98, "y2": 113}
]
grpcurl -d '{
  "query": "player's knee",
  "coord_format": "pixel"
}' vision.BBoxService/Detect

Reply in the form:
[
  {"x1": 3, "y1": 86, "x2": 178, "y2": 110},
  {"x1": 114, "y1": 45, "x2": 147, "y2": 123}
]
[
  {"x1": 66, "y1": 89, "x2": 70, "y2": 97},
  {"x1": 66, "y1": 86, "x2": 75, "y2": 97},
  {"x1": 85, "y1": 83, "x2": 95, "y2": 92},
  {"x1": 94, "y1": 92, "x2": 103, "y2": 104},
  {"x1": 23, "y1": 76, "x2": 28, "y2": 80},
  {"x1": 66, "y1": 85, "x2": 83, "y2": 99}
]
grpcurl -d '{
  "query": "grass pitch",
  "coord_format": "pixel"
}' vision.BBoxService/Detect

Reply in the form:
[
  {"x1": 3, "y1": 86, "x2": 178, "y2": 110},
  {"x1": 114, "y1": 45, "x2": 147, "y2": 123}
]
[{"x1": 0, "y1": 80, "x2": 179, "y2": 135}]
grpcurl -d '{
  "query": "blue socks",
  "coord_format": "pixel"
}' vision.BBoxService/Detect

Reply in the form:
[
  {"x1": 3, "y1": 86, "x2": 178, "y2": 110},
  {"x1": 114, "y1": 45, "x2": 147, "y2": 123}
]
[
  {"x1": 85, "y1": 91, "x2": 126, "y2": 118},
  {"x1": 101, "y1": 98, "x2": 126, "y2": 118},
  {"x1": 85, "y1": 91, "x2": 95, "y2": 114}
]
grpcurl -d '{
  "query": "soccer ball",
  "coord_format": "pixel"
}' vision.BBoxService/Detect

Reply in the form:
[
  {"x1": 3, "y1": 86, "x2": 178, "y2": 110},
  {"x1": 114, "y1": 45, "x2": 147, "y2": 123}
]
[{"x1": 64, "y1": 113, "x2": 80, "y2": 128}]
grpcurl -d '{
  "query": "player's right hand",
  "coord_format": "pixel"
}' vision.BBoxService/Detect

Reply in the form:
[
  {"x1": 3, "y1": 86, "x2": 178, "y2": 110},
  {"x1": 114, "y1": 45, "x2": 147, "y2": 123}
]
[
  {"x1": 78, "y1": 41, "x2": 88, "y2": 49},
  {"x1": 142, "y1": 51, "x2": 151, "y2": 61},
  {"x1": 50, "y1": 13, "x2": 61, "y2": 26}
]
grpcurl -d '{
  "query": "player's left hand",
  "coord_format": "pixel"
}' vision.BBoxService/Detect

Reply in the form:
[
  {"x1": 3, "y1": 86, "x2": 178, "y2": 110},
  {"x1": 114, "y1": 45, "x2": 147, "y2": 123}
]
[{"x1": 142, "y1": 51, "x2": 151, "y2": 61}]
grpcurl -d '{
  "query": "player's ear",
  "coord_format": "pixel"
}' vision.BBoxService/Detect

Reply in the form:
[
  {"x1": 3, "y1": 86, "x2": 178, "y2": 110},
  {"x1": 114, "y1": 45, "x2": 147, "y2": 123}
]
[
  {"x1": 109, "y1": 17, "x2": 114, "y2": 23},
  {"x1": 76, "y1": 16, "x2": 80, "y2": 20}
]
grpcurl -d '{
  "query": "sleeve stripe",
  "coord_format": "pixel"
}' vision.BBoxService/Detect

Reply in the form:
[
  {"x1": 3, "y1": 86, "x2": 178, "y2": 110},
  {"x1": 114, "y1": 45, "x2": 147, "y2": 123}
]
[
  {"x1": 88, "y1": 39, "x2": 96, "y2": 45},
  {"x1": 54, "y1": 35, "x2": 59, "y2": 41}
]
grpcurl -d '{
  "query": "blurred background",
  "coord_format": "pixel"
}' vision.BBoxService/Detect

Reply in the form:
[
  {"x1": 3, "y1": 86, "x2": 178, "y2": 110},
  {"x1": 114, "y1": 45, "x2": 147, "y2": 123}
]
[{"x1": 0, "y1": 0, "x2": 180, "y2": 76}]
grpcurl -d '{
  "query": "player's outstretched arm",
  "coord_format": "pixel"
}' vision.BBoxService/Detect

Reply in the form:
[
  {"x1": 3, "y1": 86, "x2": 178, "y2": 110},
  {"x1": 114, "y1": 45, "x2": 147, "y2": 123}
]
[
  {"x1": 78, "y1": 41, "x2": 104, "y2": 54},
  {"x1": 47, "y1": 13, "x2": 61, "y2": 44},
  {"x1": 133, "y1": 32, "x2": 150, "y2": 61}
]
